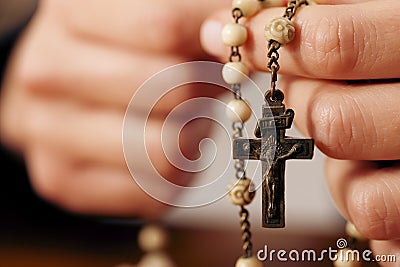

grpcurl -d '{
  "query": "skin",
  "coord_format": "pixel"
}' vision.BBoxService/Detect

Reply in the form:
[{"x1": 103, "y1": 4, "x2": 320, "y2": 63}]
[
  {"x1": 0, "y1": 0, "x2": 230, "y2": 218},
  {"x1": 1, "y1": 0, "x2": 399, "y2": 265},
  {"x1": 200, "y1": 0, "x2": 400, "y2": 265}
]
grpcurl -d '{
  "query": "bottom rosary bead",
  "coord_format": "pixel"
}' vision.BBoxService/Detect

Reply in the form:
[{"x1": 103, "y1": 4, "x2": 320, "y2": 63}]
[
  {"x1": 138, "y1": 224, "x2": 169, "y2": 252},
  {"x1": 333, "y1": 249, "x2": 362, "y2": 267},
  {"x1": 137, "y1": 252, "x2": 177, "y2": 267},
  {"x1": 235, "y1": 256, "x2": 263, "y2": 267}
]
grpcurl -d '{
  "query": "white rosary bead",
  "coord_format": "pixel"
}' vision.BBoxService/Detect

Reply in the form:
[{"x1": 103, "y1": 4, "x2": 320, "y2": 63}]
[
  {"x1": 235, "y1": 256, "x2": 263, "y2": 267},
  {"x1": 226, "y1": 99, "x2": 252, "y2": 123},
  {"x1": 333, "y1": 249, "x2": 362, "y2": 267},
  {"x1": 138, "y1": 224, "x2": 169, "y2": 252},
  {"x1": 222, "y1": 62, "x2": 250, "y2": 85},
  {"x1": 222, "y1": 23, "x2": 248, "y2": 47},
  {"x1": 346, "y1": 222, "x2": 368, "y2": 242},
  {"x1": 265, "y1": 17, "x2": 295, "y2": 45},
  {"x1": 228, "y1": 178, "x2": 256, "y2": 206},
  {"x1": 232, "y1": 0, "x2": 260, "y2": 17}
]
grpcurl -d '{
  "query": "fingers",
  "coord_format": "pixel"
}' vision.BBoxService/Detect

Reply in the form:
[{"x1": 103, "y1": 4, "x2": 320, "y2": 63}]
[
  {"x1": 370, "y1": 240, "x2": 400, "y2": 266},
  {"x1": 201, "y1": 0, "x2": 400, "y2": 79},
  {"x1": 39, "y1": 0, "x2": 230, "y2": 55},
  {"x1": 279, "y1": 77, "x2": 400, "y2": 160},
  {"x1": 10, "y1": 18, "x2": 224, "y2": 109},
  {"x1": 10, "y1": 88, "x2": 211, "y2": 176},
  {"x1": 325, "y1": 158, "x2": 400, "y2": 240},
  {"x1": 10, "y1": 20, "x2": 186, "y2": 108},
  {"x1": 23, "y1": 96, "x2": 126, "y2": 169},
  {"x1": 25, "y1": 147, "x2": 169, "y2": 218}
]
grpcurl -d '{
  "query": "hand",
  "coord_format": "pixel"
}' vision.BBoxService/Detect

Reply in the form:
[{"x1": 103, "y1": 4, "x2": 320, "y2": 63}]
[
  {"x1": 201, "y1": 0, "x2": 400, "y2": 264},
  {"x1": 0, "y1": 0, "x2": 229, "y2": 218}
]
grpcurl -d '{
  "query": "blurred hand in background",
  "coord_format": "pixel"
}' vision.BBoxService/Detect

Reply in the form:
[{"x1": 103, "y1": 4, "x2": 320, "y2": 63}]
[{"x1": 0, "y1": 0, "x2": 230, "y2": 218}]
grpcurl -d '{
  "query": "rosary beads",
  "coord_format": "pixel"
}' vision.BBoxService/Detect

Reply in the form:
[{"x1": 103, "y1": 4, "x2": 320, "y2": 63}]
[
  {"x1": 116, "y1": 1, "x2": 370, "y2": 266},
  {"x1": 223, "y1": 0, "x2": 315, "y2": 265},
  {"x1": 223, "y1": 1, "x2": 371, "y2": 267},
  {"x1": 115, "y1": 224, "x2": 177, "y2": 267},
  {"x1": 222, "y1": 1, "x2": 266, "y2": 266}
]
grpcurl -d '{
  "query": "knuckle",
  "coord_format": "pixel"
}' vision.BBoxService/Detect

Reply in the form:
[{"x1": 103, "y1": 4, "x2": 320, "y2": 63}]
[
  {"x1": 12, "y1": 47, "x2": 56, "y2": 95},
  {"x1": 300, "y1": 12, "x2": 360, "y2": 76},
  {"x1": 349, "y1": 179, "x2": 400, "y2": 240}
]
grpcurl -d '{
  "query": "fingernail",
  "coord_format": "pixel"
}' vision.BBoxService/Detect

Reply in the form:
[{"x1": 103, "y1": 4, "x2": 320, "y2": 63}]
[{"x1": 200, "y1": 20, "x2": 225, "y2": 57}]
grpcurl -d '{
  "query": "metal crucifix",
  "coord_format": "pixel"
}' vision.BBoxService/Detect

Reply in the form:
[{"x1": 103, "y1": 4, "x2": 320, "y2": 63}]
[{"x1": 233, "y1": 90, "x2": 314, "y2": 228}]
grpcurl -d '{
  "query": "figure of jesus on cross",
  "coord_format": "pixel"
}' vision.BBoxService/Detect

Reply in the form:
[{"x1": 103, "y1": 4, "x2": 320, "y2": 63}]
[{"x1": 233, "y1": 90, "x2": 314, "y2": 228}]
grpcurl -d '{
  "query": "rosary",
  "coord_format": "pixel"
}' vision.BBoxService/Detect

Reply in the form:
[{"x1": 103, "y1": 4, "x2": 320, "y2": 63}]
[
  {"x1": 223, "y1": 0, "x2": 369, "y2": 266},
  {"x1": 117, "y1": 1, "x2": 370, "y2": 267}
]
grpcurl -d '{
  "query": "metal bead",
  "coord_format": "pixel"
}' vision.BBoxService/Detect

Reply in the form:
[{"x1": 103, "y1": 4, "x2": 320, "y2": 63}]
[
  {"x1": 138, "y1": 224, "x2": 169, "y2": 252},
  {"x1": 228, "y1": 178, "x2": 256, "y2": 206},
  {"x1": 235, "y1": 256, "x2": 263, "y2": 267},
  {"x1": 137, "y1": 252, "x2": 177, "y2": 267},
  {"x1": 222, "y1": 23, "x2": 248, "y2": 47},
  {"x1": 222, "y1": 62, "x2": 250, "y2": 84},
  {"x1": 232, "y1": 0, "x2": 260, "y2": 17},
  {"x1": 345, "y1": 222, "x2": 368, "y2": 241},
  {"x1": 264, "y1": 17, "x2": 295, "y2": 45},
  {"x1": 226, "y1": 99, "x2": 252, "y2": 123},
  {"x1": 333, "y1": 249, "x2": 362, "y2": 267}
]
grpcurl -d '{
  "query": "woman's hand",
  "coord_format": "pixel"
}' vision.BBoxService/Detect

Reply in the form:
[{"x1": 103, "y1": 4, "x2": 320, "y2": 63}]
[
  {"x1": 201, "y1": 0, "x2": 400, "y2": 264},
  {"x1": 0, "y1": 0, "x2": 229, "y2": 218}
]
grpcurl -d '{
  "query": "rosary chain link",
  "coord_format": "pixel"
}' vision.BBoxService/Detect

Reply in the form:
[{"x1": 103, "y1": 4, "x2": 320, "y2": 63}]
[
  {"x1": 227, "y1": 4, "x2": 259, "y2": 260},
  {"x1": 266, "y1": 40, "x2": 281, "y2": 100},
  {"x1": 230, "y1": 46, "x2": 242, "y2": 63},
  {"x1": 229, "y1": 8, "x2": 244, "y2": 63},
  {"x1": 267, "y1": 0, "x2": 308, "y2": 101},
  {"x1": 232, "y1": 83, "x2": 242, "y2": 100},
  {"x1": 283, "y1": 0, "x2": 309, "y2": 20},
  {"x1": 239, "y1": 206, "x2": 253, "y2": 258}
]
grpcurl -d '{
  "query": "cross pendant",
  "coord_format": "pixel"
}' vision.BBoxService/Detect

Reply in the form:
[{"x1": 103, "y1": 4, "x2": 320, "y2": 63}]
[{"x1": 233, "y1": 90, "x2": 314, "y2": 228}]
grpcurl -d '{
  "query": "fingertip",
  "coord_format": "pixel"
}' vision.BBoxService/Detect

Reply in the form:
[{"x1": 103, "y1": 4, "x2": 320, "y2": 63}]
[{"x1": 200, "y1": 19, "x2": 225, "y2": 58}]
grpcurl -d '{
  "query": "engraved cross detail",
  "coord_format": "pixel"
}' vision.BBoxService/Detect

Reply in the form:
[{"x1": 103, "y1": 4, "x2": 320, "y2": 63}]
[{"x1": 233, "y1": 92, "x2": 314, "y2": 228}]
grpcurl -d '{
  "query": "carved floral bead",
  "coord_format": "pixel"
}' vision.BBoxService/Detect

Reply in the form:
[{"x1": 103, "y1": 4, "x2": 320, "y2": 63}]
[
  {"x1": 333, "y1": 249, "x2": 362, "y2": 267},
  {"x1": 345, "y1": 222, "x2": 368, "y2": 241},
  {"x1": 222, "y1": 23, "x2": 248, "y2": 47},
  {"x1": 228, "y1": 178, "x2": 256, "y2": 206},
  {"x1": 232, "y1": 0, "x2": 260, "y2": 17},
  {"x1": 235, "y1": 256, "x2": 263, "y2": 267},
  {"x1": 264, "y1": 17, "x2": 295, "y2": 45},
  {"x1": 226, "y1": 99, "x2": 252, "y2": 123},
  {"x1": 222, "y1": 62, "x2": 250, "y2": 84}
]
